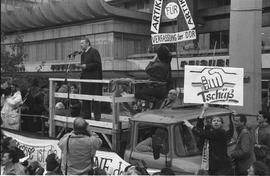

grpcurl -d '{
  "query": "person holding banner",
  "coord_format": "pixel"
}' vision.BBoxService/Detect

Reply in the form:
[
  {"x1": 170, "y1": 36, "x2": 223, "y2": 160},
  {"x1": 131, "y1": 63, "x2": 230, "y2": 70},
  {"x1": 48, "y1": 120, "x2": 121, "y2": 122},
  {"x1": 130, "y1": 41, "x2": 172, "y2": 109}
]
[
  {"x1": 58, "y1": 117, "x2": 102, "y2": 175},
  {"x1": 183, "y1": 105, "x2": 233, "y2": 175},
  {"x1": 135, "y1": 45, "x2": 172, "y2": 109}
]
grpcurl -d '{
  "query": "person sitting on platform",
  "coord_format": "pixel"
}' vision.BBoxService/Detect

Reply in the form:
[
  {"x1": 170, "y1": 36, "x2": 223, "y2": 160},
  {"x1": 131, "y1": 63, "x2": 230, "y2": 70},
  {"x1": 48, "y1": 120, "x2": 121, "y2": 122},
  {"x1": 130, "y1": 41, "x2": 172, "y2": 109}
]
[
  {"x1": 159, "y1": 89, "x2": 180, "y2": 109},
  {"x1": 135, "y1": 45, "x2": 172, "y2": 109}
]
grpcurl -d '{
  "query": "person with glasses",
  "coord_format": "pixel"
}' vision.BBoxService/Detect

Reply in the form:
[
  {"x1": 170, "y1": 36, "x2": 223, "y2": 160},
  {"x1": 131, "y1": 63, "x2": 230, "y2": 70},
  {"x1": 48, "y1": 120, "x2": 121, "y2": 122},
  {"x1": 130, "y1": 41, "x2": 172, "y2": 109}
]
[{"x1": 159, "y1": 89, "x2": 180, "y2": 109}]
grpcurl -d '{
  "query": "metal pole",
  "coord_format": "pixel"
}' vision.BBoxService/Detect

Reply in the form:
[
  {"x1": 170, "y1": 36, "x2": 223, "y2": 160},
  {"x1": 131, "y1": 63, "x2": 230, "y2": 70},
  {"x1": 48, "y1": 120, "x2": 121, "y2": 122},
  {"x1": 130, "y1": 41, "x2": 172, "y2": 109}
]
[{"x1": 49, "y1": 79, "x2": 55, "y2": 137}]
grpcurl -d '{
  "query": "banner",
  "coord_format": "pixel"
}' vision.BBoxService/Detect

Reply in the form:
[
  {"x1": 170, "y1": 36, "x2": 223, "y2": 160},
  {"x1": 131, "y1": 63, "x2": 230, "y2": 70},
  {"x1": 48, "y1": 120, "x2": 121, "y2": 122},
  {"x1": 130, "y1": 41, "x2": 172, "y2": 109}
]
[
  {"x1": 151, "y1": 29, "x2": 196, "y2": 44},
  {"x1": 3, "y1": 130, "x2": 61, "y2": 169},
  {"x1": 178, "y1": 0, "x2": 195, "y2": 29},
  {"x1": 3, "y1": 130, "x2": 130, "y2": 175},
  {"x1": 184, "y1": 66, "x2": 244, "y2": 106},
  {"x1": 151, "y1": 0, "x2": 163, "y2": 34}
]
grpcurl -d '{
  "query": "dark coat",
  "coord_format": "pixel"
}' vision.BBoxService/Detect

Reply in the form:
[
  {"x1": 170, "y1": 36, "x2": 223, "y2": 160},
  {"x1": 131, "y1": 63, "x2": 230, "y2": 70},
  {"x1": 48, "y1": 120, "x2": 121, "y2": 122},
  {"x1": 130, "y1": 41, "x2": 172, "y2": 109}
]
[
  {"x1": 231, "y1": 126, "x2": 255, "y2": 173},
  {"x1": 80, "y1": 47, "x2": 102, "y2": 118},
  {"x1": 80, "y1": 47, "x2": 102, "y2": 95},
  {"x1": 192, "y1": 118, "x2": 232, "y2": 175}
]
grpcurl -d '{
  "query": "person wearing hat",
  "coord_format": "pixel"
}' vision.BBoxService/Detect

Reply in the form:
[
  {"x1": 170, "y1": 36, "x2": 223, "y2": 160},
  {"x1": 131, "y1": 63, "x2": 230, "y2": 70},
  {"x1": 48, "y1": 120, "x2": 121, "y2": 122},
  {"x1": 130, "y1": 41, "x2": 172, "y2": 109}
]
[{"x1": 1, "y1": 82, "x2": 23, "y2": 130}]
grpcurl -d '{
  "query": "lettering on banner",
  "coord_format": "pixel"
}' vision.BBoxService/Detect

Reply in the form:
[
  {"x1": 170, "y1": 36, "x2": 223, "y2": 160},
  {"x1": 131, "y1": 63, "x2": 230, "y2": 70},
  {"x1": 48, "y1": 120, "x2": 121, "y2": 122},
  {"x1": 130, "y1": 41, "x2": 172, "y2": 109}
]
[
  {"x1": 151, "y1": 29, "x2": 196, "y2": 44},
  {"x1": 178, "y1": 0, "x2": 195, "y2": 29},
  {"x1": 165, "y1": 2, "x2": 180, "y2": 19},
  {"x1": 184, "y1": 66, "x2": 243, "y2": 105},
  {"x1": 94, "y1": 156, "x2": 126, "y2": 175},
  {"x1": 151, "y1": 0, "x2": 163, "y2": 34}
]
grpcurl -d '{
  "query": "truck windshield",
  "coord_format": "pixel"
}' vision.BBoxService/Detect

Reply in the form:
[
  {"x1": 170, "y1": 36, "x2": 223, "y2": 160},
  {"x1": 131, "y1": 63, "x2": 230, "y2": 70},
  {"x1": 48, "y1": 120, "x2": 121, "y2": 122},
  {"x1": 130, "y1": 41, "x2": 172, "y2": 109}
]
[{"x1": 174, "y1": 123, "x2": 200, "y2": 156}]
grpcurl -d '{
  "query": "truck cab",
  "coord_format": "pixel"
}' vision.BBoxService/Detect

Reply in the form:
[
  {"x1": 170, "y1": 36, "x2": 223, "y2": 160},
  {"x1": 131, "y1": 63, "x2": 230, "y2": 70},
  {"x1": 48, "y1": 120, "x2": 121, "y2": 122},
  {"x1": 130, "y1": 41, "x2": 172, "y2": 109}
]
[{"x1": 124, "y1": 105, "x2": 233, "y2": 175}]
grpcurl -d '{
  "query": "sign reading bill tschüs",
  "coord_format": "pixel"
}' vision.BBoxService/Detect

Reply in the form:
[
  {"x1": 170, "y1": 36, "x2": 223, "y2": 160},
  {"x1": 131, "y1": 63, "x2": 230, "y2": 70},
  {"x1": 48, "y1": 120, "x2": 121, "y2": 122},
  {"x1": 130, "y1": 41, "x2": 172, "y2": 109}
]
[
  {"x1": 151, "y1": 0, "x2": 163, "y2": 34},
  {"x1": 151, "y1": 29, "x2": 196, "y2": 45},
  {"x1": 184, "y1": 66, "x2": 244, "y2": 106}
]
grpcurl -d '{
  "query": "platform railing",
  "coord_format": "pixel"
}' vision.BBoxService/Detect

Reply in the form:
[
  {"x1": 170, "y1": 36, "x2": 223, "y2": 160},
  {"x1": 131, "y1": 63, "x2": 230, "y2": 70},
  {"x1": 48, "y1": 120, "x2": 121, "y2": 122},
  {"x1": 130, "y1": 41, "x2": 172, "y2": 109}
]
[{"x1": 49, "y1": 78, "x2": 136, "y2": 153}]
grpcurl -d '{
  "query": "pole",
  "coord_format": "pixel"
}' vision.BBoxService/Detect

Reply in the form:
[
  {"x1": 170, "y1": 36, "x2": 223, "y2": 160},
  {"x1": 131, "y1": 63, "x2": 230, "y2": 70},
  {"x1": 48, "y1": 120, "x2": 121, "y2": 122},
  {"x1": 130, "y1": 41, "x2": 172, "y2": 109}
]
[{"x1": 229, "y1": 0, "x2": 262, "y2": 114}]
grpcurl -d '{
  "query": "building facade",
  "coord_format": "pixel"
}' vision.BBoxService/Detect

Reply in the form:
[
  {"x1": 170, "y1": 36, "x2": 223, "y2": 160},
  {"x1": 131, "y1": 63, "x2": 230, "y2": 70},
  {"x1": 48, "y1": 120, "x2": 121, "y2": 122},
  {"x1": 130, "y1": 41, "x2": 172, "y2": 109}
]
[{"x1": 1, "y1": 0, "x2": 270, "y2": 82}]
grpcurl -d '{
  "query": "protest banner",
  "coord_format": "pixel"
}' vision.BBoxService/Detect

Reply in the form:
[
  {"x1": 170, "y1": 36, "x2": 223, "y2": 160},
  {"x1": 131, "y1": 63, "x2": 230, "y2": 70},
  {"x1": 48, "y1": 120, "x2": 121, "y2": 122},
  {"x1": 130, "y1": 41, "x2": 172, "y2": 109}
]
[
  {"x1": 3, "y1": 130, "x2": 130, "y2": 175},
  {"x1": 151, "y1": 0, "x2": 163, "y2": 34},
  {"x1": 164, "y1": 2, "x2": 180, "y2": 20},
  {"x1": 151, "y1": 29, "x2": 196, "y2": 44},
  {"x1": 184, "y1": 66, "x2": 244, "y2": 106},
  {"x1": 178, "y1": 0, "x2": 195, "y2": 29}
]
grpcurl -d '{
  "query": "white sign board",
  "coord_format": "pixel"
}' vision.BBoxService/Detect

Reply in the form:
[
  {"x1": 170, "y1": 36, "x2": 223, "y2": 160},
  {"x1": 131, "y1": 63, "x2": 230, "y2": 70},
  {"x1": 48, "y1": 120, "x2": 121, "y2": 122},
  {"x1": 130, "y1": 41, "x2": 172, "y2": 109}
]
[
  {"x1": 151, "y1": 29, "x2": 196, "y2": 44},
  {"x1": 165, "y1": 2, "x2": 180, "y2": 20},
  {"x1": 3, "y1": 130, "x2": 130, "y2": 175},
  {"x1": 151, "y1": 0, "x2": 163, "y2": 34},
  {"x1": 184, "y1": 66, "x2": 244, "y2": 106},
  {"x1": 178, "y1": 0, "x2": 195, "y2": 29}
]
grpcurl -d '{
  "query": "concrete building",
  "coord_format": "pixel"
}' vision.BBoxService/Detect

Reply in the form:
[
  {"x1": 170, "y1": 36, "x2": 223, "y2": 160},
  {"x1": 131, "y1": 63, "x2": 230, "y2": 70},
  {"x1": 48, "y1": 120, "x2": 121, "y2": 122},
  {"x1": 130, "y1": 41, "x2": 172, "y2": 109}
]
[{"x1": 1, "y1": 0, "x2": 270, "y2": 111}]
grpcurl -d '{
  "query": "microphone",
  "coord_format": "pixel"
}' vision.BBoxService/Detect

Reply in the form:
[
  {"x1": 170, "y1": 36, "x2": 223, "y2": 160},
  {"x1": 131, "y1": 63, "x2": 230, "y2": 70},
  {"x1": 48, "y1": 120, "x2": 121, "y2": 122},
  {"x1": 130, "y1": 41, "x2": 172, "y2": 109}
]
[{"x1": 68, "y1": 51, "x2": 82, "y2": 57}]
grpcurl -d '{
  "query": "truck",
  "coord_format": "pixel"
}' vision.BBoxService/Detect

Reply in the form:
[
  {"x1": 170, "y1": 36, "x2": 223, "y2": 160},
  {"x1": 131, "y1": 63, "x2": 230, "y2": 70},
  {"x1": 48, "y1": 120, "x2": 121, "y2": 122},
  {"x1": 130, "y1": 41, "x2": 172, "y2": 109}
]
[
  {"x1": 47, "y1": 78, "x2": 243, "y2": 174},
  {"x1": 124, "y1": 105, "x2": 233, "y2": 175}
]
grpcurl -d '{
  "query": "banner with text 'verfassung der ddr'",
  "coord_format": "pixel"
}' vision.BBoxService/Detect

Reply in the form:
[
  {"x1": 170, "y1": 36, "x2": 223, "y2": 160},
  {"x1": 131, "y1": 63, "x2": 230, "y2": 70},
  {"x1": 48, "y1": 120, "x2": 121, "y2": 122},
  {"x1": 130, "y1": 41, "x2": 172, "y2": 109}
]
[{"x1": 184, "y1": 66, "x2": 244, "y2": 106}]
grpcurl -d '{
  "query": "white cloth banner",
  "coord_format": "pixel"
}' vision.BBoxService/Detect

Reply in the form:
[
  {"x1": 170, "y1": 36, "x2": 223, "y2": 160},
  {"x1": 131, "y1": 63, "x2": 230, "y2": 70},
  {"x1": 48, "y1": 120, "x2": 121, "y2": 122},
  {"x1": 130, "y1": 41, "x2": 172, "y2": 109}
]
[
  {"x1": 151, "y1": 29, "x2": 196, "y2": 44},
  {"x1": 178, "y1": 0, "x2": 195, "y2": 29},
  {"x1": 184, "y1": 66, "x2": 244, "y2": 106},
  {"x1": 3, "y1": 130, "x2": 130, "y2": 175},
  {"x1": 151, "y1": 0, "x2": 163, "y2": 34}
]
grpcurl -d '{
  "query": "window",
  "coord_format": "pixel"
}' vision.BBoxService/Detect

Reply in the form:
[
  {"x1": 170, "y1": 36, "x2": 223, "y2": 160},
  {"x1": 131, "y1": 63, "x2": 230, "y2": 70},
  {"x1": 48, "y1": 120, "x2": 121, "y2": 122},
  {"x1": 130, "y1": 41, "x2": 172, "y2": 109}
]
[
  {"x1": 210, "y1": 31, "x2": 229, "y2": 49},
  {"x1": 135, "y1": 124, "x2": 168, "y2": 154},
  {"x1": 174, "y1": 123, "x2": 200, "y2": 156}
]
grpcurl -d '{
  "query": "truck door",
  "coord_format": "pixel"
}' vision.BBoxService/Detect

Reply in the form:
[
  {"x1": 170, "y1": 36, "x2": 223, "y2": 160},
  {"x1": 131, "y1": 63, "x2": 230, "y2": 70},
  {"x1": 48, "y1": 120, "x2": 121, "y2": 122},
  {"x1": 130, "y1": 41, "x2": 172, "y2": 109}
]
[{"x1": 129, "y1": 124, "x2": 170, "y2": 170}]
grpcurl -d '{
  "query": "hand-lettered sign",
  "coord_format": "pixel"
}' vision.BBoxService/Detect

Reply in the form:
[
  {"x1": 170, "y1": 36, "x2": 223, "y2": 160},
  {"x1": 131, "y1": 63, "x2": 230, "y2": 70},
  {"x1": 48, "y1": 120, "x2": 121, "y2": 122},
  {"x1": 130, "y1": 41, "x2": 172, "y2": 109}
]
[{"x1": 184, "y1": 66, "x2": 244, "y2": 106}]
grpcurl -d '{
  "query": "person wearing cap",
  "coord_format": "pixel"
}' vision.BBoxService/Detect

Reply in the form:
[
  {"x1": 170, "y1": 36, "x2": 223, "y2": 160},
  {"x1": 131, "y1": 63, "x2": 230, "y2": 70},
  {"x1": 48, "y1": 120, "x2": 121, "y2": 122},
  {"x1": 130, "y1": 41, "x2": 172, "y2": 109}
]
[
  {"x1": 1, "y1": 82, "x2": 23, "y2": 130},
  {"x1": 58, "y1": 117, "x2": 102, "y2": 175}
]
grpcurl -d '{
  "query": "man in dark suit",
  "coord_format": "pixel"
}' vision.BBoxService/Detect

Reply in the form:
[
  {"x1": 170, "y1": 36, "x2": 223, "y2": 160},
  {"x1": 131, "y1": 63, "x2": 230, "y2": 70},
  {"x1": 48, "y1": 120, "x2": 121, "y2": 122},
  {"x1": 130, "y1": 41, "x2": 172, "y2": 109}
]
[{"x1": 76, "y1": 38, "x2": 102, "y2": 120}]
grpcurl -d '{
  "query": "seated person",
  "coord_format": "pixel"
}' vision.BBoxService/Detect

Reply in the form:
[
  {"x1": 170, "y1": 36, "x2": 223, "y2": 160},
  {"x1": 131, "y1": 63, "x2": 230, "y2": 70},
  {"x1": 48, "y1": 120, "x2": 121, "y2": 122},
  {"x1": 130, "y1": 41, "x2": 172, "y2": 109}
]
[
  {"x1": 136, "y1": 128, "x2": 168, "y2": 153},
  {"x1": 159, "y1": 89, "x2": 180, "y2": 109}
]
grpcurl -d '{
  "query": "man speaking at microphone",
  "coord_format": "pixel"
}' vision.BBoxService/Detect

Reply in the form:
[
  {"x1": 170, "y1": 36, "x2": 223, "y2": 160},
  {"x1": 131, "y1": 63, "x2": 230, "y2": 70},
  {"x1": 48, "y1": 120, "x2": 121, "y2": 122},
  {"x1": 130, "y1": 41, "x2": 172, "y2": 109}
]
[{"x1": 75, "y1": 38, "x2": 102, "y2": 120}]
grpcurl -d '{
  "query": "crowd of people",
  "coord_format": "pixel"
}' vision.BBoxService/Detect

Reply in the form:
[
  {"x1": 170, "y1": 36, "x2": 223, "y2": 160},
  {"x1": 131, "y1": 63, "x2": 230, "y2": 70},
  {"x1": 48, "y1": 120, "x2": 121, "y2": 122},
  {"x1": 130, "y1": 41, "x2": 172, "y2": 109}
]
[{"x1": 184, "y1": 105, "x2": 270, "y2": 176}]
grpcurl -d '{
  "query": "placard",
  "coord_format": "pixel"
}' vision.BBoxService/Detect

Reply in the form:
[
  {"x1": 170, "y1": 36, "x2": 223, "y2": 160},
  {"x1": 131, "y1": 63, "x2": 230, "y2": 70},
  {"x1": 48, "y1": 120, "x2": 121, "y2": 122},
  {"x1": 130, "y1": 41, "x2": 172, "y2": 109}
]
[
  {"x1": 151, "y1": 0, "x2": 163, "y2": 34},
  {"x1": 151, "y1": 29, "x2": 196, "y2": 44},
  {"x1": 3, "y1": 130, "x2": 130, "y2": 175},
  {"x1": 184, "y1": 66, "x2": 244, "y2": 106}
]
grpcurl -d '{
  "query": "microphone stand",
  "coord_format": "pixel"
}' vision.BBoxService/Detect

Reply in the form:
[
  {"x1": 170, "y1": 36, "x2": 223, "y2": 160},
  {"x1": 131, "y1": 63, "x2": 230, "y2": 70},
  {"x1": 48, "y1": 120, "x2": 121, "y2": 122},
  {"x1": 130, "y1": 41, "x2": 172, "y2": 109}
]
[{"x1": 64, "y1": 54, "x2": 75, "y2": 133}]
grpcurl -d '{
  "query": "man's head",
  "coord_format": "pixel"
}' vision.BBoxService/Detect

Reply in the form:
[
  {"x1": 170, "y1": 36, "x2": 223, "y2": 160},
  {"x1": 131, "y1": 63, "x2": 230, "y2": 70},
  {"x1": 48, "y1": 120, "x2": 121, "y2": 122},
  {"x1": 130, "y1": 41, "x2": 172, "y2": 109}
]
[
  {"x1": 233, "y1": 114, "x2": 247, "y2": 128},
  {"x1": 80, "y1": 38, "x2": 91, "y2": 51},
  {"x1": 46, "y1": 153, "x2": 59, "y2": 172},
  {"x1": 1, "y1": 150, "x2": 19, "y2": 165},
  {"x1": 1, "y1": 79, "x2": 8, "y2": 89},
  {"x1": 167, "y1": 89, "x2": 177, "y2": 101},
  {"x1": 10, "y1": 83, "x2": 19, "y2": 93},
  {"x1": 73, "y1": 117, "x2": 88, "y2": 135},
  {"x1": 2, "y1": 137, "x2": 17, "y2": 150}
]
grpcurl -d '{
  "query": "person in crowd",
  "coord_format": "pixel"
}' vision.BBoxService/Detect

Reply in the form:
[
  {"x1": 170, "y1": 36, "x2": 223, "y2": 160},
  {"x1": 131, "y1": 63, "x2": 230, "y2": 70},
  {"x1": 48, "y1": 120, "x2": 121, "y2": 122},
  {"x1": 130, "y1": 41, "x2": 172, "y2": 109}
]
[
  {"x1": 45, "y1": 153, "x2": 62, "y2": 175},
  {"x1": 135, "y1": 45, "x2": 172, "y2": 109},
  {"x1": 58, "y1": 117, "x2": 102, "y2": 175},
  {"x1": 1, "y1": 78, "x2": 9, "y2": 110},
  {"x1": 1, "y1": 149, "x2": 26, "y2": 175},
  {"x1": 1, "y1": 82, "x2": 23, "y2": 130},
  {"x1": 76, "y1": 37, "x2": 102, "y2": 120},
  {"x1": 247, "y1": 161, "x2": 269, "y2": 176},
  {"x1": 159, "y1": 89, "x2": 180, "y2": 109},
  {"x1": 70, "y1": 84, "x2": 81, "y2": 117},
  {"x1": 89, "y1": 167, "x2": 107, "y2": 175},
  {"x1": 2, "y1": 137, "x2": 25, "y2": 159},
  {"x1": 114, "y1": 83, "x2": 136, "y2": 116},
  {"x1": 124, "y1": 165, "x2": 149, "y2": 175},
  {"x1": 231, "y1": 114, "x2": 255, "y2": 176},
  {"x1": 252, "y1": 111, "x2": 270, "y2": 170},
  {"x1": 26, "y1": 161, "x2": 44, "y2": 175},
  {"x1": 136, "y1": 127, "x2": 168, "y2": 153},
  {"x1": 183, "y1": 105, "x2": 233, "y2": 175}
]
